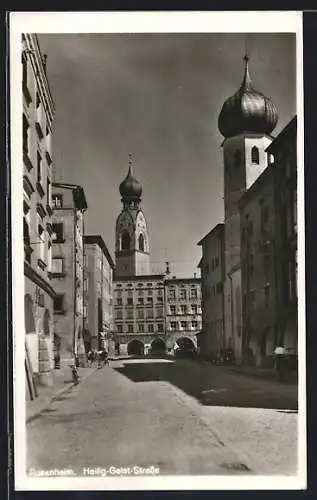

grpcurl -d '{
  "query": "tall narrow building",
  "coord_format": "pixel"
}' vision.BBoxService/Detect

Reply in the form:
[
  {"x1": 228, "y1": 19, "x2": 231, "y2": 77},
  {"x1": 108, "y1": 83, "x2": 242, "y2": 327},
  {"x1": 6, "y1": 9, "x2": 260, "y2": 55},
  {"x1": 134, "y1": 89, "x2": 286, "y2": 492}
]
[
  {"x1": 115, "y1": 157, "x2": 150, "y2": 278},
  {"x1": 217, "y1": 55, "x2": 278, "y2": 363}
]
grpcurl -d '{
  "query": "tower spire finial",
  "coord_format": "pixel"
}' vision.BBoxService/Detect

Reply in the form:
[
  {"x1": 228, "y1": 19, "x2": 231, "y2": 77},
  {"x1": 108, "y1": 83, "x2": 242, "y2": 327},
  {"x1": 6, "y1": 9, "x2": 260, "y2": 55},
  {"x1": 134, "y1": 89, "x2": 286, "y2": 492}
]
[
  {"x1": 241, "y1": 52, "x2": 252, "y2": 89},
  {"x1": 128, "y1": 153, "x2": 133, "y2": 174}
]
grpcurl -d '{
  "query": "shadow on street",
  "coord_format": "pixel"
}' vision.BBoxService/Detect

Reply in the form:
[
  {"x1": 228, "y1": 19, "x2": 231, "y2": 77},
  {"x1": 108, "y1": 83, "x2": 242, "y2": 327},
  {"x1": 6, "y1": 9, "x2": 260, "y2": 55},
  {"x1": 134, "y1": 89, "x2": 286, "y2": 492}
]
[{"x1": 113, "y1": 358, "x2": 298, "y2": 411}]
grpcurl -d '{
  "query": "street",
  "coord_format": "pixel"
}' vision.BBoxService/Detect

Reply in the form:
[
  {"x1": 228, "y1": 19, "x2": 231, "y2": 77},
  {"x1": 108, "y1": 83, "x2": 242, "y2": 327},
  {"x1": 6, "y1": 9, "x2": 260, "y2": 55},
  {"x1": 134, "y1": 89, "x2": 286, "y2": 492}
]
[{"x1": 27, "y1": 358, "x2": 298, "y2": 476}]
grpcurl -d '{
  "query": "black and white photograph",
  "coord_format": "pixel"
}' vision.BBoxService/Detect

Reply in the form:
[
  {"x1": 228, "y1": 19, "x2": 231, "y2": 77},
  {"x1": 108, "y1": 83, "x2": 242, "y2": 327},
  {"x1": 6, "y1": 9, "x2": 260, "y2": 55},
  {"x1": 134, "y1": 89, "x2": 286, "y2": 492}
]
[{"x1": 10, "y1": 11, "x2": 305, "y2": 491}]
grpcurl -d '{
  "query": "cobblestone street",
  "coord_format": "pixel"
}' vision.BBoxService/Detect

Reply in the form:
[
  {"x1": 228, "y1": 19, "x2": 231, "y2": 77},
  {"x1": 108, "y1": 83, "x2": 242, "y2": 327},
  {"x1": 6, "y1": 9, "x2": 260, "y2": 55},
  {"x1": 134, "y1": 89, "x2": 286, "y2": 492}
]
[{"x1": 27, "y1": 358, "x2": 298, "y2": 477}]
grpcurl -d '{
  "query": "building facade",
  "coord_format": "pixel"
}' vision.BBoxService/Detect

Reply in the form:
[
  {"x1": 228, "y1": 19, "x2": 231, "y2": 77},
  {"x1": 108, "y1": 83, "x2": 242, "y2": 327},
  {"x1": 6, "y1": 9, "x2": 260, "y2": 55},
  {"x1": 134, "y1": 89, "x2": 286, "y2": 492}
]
[
  {"x1": 217, "y1": 55, "x2": 278, "y2": 364},
  {"x1": 51, "y1": 183, "x2": 87, "y2": 365},
  {"x1": 268, "y1": 116, "x2": 298, "y2": 354},
  {"x1": 23, "y1": 33, "x2": 56, "y2": 390},
  {"x1": 240, "y1": 165, "x2": 276, "y2": 367},
  {"x1": 83, "y1": 235, "x2": 115, "y2": 354},
  {"x1": 197, "y1": 224, "x2": 225, "y2": 360},
  {"x1": 164, "y1": 277, "x2": 202, "y2": 354},
  {"x1": 113, "y1": 275, "x2": 166, "y2": 356}
]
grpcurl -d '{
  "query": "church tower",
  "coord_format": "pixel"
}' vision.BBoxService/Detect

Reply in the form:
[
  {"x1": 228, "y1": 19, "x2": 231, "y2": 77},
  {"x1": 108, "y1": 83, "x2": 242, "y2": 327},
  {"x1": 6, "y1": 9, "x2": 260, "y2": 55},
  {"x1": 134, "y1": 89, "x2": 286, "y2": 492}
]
[
  {"x1": 218, "y1": 55, "x2": 278, "y2": 361},
  {"x1": 115, "y1": 157, "x2": 150, "y2": 278}
]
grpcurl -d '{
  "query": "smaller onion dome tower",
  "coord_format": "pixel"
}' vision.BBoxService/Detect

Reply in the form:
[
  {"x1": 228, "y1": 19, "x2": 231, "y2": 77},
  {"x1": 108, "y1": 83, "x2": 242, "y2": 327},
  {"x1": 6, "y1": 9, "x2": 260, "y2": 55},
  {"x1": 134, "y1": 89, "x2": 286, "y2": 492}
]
[{"x1": 115, "y1": 155, "x2": 150, "y2": 278}]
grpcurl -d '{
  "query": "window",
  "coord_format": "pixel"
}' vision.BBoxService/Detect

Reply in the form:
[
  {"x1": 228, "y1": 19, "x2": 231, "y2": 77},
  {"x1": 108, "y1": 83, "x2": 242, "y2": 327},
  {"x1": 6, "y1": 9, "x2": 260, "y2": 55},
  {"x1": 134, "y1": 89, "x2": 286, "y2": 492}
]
[
  {"x1": 137, "y1": 309, "x2": 144, "y2": 319},
  {"x1": 37, "y1": 151, "x2": 42, "y2": 183},
  {"x1": 138, "y1": 297, "x2": 144, "y2": 305},
  {"x1": 157, "y1": 289, "x2": 163, "y2": 297},
  {"x1": 191, "y1": 304, "x2": 198, "y2": 314},
  {"x1": 116, "y1": 290, "x2": 122, "y2": 298},
  {"x1": 157, "y1": 296, "x2": 163, "y2": 303},
  {"x1": 117, "y1": 324, "x2": 123, "y2": 333},
  {"x1": 117, "y1": 298, "x2": 123, "y2": 306},
  {"x1": 170, "y1": 305, "x2": 176, "y2": 315},
  {"x1": 251, "y1": 146, "x2": 260, "y2": 165},
  {"x1": 116, "y1": 310, "x2": 122, "y2": 319},
  {"x1": 52, "y1": 223, "x2": 64, "y2": 243},
  {"x1": 156, "y1": 308, "x2": 163, "y2": 317},
  {"x1": 23, "y1": 114, "x2": 29, "y2": 155},
  {"x1": 180, "y1": 289, "x2": 187, "y2": 300},
  {"x1": 168, "y1": 289, "x2": 176, "y2": 300},
  {"x1": 127, "y1": 310, "x2": 134, "y2": 319},
  {"x1": 148, "y1": 324, "x2": 154, "y2": 333},
  {"x1": 192, "y1": 321, "x2": 198, "y2": 329},
  {"x1": 180, "y1": 305, "x2": 187, "y2": 315},
  {"x1": 146, "y1": 309, "x2": 154, "y2": 319},
  {"x1": 138, "y1": 233, "x2": 145, "y2": 251},
  {"x1": 138, "y1": 323, "x2": 144, "y2": 333},
  {"x1": 52, "y1": 257, "x2": 63, "y2": 274},
  {"x1": 158, "y1": 323, "x2": 163, "y2": 332},
  {"x1": 170, "y1": 321, "x2": 177, "y2": 331},
  {"x1": 138, "y1": 289, "x2": 144, "y2": 296},
  {"x1": 127, "y1": 290, "x2": 133, "y2": 297},
  {"x1": 54, "y1": 294, "x2": 65, "y2": 313},
  {"x1": 147, "y1": 289, "x2": 153, "y2": 296},
  {"x1": 190, "y1": 288, "x2": 197, "y2": 299},
  {"x1": 127, "y1": 324, "x2": 134, "y2": 333},
  {"x1": 127, "y1": 298, "x2": 133, "y2": 306},
  {"x1": 181, "y1": 321, "x2": 187, "y2": 329},
  {"x1": 121, "y1": 232, "x2": 131, "y2": 250},
  {"x1": 52, "y1": 194, "x2": 63, "y2": 208},
  {"x1": 147, "y1": 297, "x2": 153, "y2": 305}
]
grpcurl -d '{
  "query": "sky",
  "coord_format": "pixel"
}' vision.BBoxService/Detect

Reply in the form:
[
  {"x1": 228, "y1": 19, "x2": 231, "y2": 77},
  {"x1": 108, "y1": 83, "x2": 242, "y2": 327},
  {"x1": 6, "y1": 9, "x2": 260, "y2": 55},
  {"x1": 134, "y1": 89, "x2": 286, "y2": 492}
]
[{"x1": 38, "y1": 32, "x2": 296, "y2": 278}]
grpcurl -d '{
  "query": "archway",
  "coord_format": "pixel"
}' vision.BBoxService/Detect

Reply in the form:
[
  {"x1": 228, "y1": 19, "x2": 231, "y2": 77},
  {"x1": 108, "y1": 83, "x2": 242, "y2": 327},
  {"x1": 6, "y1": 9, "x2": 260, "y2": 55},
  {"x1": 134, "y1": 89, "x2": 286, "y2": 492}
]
[
  {"x1": 127, "y1": 339, "x2": 144, "y2": 356},
  {"x1": 151, "y1": 338, "x2": 166, "y2": 357},
  {"x1": 175, "y1": 337, "x2": 196, "y2": 358}
]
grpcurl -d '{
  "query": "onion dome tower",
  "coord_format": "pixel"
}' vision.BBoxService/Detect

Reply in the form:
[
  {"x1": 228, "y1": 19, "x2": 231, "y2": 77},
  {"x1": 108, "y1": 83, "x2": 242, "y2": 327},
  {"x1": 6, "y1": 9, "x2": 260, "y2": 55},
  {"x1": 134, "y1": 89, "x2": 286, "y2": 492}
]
[
  {"x1": 115, "y1": 155, "x2": 150, "y2": 277},
  {"x1": 218, "y1": 55, "x2": 278, "y2": 139},
  {"x1": 219, "y1": 56, "x2": 279, "y2": 362}
]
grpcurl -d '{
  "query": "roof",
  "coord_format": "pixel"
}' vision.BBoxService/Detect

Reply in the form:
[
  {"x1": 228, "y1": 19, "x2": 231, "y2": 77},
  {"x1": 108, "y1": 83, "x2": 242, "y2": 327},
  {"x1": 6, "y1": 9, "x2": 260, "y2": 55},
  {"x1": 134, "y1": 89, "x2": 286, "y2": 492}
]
[
  {"x1": 114, "y1": 274, "x2": 165, "y2": 282},
  {"x1": 52, "y1": 182, "x2": 88, "y2": 211},
  {"x1": 166, "y1": 277, "x2": 201, "y2": 284},
  {"x1": 84, "y1": 235, "x2": 115, "y2": 269},
  {"x1": 197, "y1": 223, "x2": 224, "y2": 246},
  {"x1": 266, "y1": 115, "x2": 297, "y2": 153}
]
